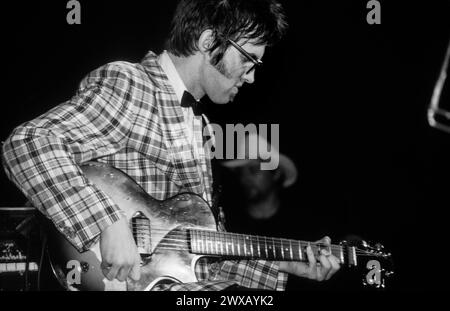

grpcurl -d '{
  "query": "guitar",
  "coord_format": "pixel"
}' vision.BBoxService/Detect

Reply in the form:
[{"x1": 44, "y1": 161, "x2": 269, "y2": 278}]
[{"x1": 46, "y1": 162, "x2": 394, "y2": 291}]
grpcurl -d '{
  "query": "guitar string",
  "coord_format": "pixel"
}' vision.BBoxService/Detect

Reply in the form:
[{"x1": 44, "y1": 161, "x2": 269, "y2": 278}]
[
  {"x1": 135, "y1": 234, "x2": 346, "y2": 252},
  {"x1": 138, "y1": 235, "x2": 377, "y2": 254},
  {"x1": 133, "y1": 230, "x2": 381, "y2": 255},
  {"x1": 154, "y1": 240, "x2": 382, "y2": 254},
  {"x1": 131, "y1": 226, "x2": 348, "y2": 247},
  {"x1": 131, "y1": 225, "x2": 380, "y2": 250},
  {"x1": 130, "y1": 227, "x2": 386, "y2": 256},
  {"x1": 139, "y1": 238, "x2": 384, "y2": 256},
  {"x1": 142, "y1": 244, "x2": 387, "y2": 258}
]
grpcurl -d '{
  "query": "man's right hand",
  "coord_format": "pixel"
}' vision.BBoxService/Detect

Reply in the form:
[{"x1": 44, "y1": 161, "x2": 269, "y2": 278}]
[{"x1": 99, "y1": 217, "x2": 141, "y2": 282}]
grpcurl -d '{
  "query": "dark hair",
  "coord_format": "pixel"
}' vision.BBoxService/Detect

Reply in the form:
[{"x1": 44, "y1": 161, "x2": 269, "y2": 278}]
[{"x1": 166, "y1": 0, "x2": 288, "y2": 63}]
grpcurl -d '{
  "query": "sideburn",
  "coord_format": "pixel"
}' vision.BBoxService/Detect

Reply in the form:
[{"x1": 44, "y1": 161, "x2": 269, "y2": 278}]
[
  {"x1": 213, "y1": 59, "x2": 234, "y2": 79},
  {"x1": 210, "y1": 46, "x2": 234, "y2": 79}
]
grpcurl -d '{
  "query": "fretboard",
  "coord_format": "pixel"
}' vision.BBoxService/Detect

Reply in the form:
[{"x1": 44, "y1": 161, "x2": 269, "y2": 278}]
[{"x1": 189, "y1": 229, "x2": 354, "y2": 265}]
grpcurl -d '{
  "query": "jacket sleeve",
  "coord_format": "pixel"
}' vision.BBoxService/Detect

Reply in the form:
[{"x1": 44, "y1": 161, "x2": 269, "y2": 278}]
[
  {"x1": 1, "y1": 62, "x2": 145, "y2": 252},
  {"x1": 151, "y1": 258, "x2": 288, "y2": 291}
]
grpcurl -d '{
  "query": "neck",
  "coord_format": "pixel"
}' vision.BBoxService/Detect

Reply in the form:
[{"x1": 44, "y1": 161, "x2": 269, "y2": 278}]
[
  {"x1": 167, "y1": 51, "x2": 205, "y2": 100},
  {"x1": 247, "y1": 191, "x2": 281, "y2": 219},
  {"x1": 189, "y1": 228, "x2": 349, "y2": 265}
]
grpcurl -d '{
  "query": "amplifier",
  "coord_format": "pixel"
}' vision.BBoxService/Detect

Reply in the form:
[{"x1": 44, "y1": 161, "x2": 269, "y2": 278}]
[{"x1": 0, "y1": 207, "x2": 40, "y2": 291}]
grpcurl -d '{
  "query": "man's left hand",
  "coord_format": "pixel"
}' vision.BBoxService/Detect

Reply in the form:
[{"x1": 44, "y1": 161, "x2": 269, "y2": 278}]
[{"x1": 278, "y1": 236, "x2": 340, "y2": 281}]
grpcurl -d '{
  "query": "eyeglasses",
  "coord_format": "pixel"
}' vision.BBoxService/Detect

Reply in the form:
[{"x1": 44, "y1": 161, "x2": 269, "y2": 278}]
[{"x1": 228, "y1": 39, "x2": 263, "y2": 75}]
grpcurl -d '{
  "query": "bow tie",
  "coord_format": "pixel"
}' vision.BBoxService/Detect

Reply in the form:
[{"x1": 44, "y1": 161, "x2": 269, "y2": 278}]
[{"x1": 181, "y1": 91, "x2": 203, "y2": 116}]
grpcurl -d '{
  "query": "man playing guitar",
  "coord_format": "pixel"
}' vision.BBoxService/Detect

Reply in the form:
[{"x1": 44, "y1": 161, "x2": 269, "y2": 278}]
[{"x1": 2, "y1": 0, "x2": 341, "y2": 290}]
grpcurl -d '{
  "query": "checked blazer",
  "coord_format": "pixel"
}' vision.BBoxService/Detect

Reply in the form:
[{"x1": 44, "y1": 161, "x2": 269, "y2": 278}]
[{"x1": 2, "y1": 51, "x2": 287, "y2": 290}]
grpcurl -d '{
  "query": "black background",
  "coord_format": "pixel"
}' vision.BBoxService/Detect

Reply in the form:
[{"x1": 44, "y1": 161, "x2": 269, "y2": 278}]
[{"x1": 1, "y1": 0, "x2": 449, "y2": 291}]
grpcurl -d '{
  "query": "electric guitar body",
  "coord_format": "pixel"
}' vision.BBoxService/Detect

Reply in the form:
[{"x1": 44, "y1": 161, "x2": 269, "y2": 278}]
[{"x1": 47, "y1": 161, "x2": 216, "y2": 291}]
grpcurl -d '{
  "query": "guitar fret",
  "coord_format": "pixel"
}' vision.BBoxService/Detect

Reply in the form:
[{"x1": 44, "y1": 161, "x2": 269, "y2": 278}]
[
  {"x1": 243, "y1": 235, "x2": 248, "y2": 256},
  {"x1": 193, "y1": 230, "x2": 344, "y2": 264},
  {"x1": 211, "y1": 231, "x2": 215, "y2": 254},
  {"x1": 298, "y1": 241, "x2": 302, "y2": 261},
  {"x1": 256, "y1": 236, "x2": 261, "y2": 258},
  {"x1": 197, "y1": 230, "x2": 203, "y2": 253},
  {"x1": 208, "y1": 231, "x2": 213, "y2": 254},
  {"x1": 216, "y1": 232, "x2": 220, "y2": 255},
  {"x1": 236, "y1": 234, "x2": 241, "y2": 256},
  {"x1": 225, "y1": 234, "x2": 229, "y2": 255},
  {"x1": 199, "y1": 231, "x2": 202, "y2": 254},
  {"x1": 201, "y1": 231, "x2": 205, "y2": 254},
  {"x1": 214, "y1": 232, "x2": 219, "y2": 254},
  {"x1": 243, "y1": 236, "x2": 247, "y2": 256},
  {"x1": 192, "y1": 230, "x2": 196, "y2": 252},
  {"x1": 203, "y1": 231, "x2": 208, "y2": 254},
  {"x1": 227, "y1": 233, "x2": 233, "y2": 256},
  {"x1": 212, "y1": 232, "x2": 219, "y2": 254},
  {"x1": 271, "y1": 238, "x2": 276, "y2": 259},
  {"x1": 289, "y1": 240, "x2": 293, "y2": 260},
  {"x1": 264, "y1": 237, "x2": 268, "y2": 259}
]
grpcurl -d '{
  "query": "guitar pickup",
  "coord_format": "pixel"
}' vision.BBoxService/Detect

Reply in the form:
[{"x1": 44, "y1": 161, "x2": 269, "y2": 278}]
[{"x1": 131, "y1": 212, "x2": 152, "y2": 259}]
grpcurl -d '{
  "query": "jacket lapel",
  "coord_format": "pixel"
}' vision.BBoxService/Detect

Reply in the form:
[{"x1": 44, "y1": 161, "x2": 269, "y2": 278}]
[{"x1": 140, "y1": 52, "x2": 203, "y2": 193}]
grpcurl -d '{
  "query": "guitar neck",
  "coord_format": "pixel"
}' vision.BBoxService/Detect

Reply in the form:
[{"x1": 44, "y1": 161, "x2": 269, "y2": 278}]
[{"x1": 189, "y1": 229, "x2": 358, "y2": 266}]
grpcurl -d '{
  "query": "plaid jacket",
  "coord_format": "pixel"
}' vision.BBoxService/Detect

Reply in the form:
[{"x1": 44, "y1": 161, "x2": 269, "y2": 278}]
[{"x1": 1, "y1": 51, "x2": 287, "y2": 291}]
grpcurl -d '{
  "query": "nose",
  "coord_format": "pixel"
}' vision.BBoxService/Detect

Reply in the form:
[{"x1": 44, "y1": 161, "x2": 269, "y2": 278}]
[{"x1": 242, "y1": 69, "x2": 255, "y2": 84}]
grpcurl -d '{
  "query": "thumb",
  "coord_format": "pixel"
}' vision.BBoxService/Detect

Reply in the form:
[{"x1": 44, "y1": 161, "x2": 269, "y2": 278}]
[{"x1": 129, "y1": 259, "x2": 141, "y2": 281}]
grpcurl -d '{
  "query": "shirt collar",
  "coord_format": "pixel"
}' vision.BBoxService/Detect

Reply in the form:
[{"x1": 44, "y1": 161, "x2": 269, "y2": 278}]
[{"x1": 157, "y1": 50, "x2": 188, "y2": 103}]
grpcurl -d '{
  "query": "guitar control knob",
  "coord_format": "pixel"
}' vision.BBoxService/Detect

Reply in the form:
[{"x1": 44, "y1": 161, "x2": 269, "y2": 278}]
[{"x1": 80, "y1": 261, "x2": 90, "y2": 273}]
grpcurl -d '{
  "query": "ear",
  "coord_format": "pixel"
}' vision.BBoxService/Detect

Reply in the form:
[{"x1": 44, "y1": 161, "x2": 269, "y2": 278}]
[{"x1": 198, "y1": 29, "x2": 215, "y2": 55}]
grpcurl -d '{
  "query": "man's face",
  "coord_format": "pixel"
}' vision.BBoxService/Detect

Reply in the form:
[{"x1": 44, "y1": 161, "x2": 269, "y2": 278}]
[{"x1": 201, "y1": 39, "x2": 266, "y2": 104}]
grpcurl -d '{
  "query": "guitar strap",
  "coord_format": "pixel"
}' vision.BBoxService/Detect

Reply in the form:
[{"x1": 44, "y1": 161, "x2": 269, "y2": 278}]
[{"x1": 210, "y1": 158, "x2": 227, "y2": 232}]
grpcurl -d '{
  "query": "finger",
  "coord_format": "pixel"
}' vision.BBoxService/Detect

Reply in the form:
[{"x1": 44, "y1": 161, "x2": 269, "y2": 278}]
[
  {"x1": 101, "y1": 260, "x2": 112, "y2": 270},
  {"x1": 306, "y1": 246, "x2": 316, "y2": 275},
  {"x1": 325, "y1": 255, "x2": 341, "y2": 280},
  {"x1": 116, "y1": 264, "x2": 132, "y2": 282},
  {"x1": 306, "y1": 245, "x2": 316, "y2": 264},
  {"x1": 105, "y1": 265, "x2": 120, "y2": 281},
  {"x1": 101, "y1": 260, "x2": 113, "y2": 279},
  {"x1": 318, "y1": 252, "x2": 331, "y2": 281},
  {"x1": 129, "y1": 260, "x2": 141, "y2": 281},
  {"x1": 316, "y1": 236, "x2": 331, "y2": 246}
]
